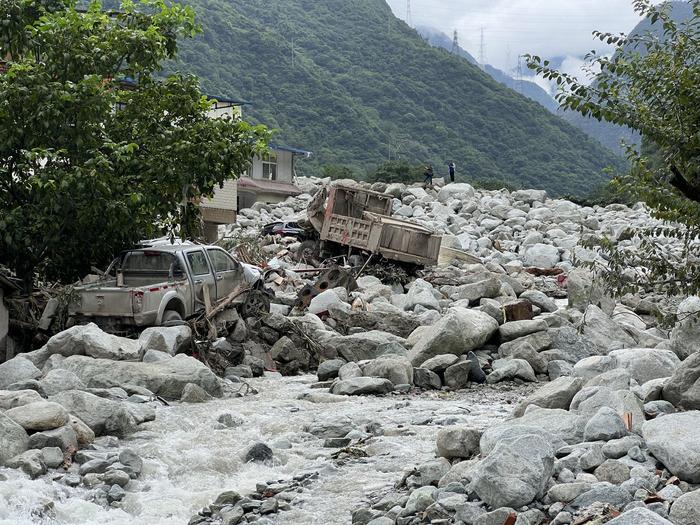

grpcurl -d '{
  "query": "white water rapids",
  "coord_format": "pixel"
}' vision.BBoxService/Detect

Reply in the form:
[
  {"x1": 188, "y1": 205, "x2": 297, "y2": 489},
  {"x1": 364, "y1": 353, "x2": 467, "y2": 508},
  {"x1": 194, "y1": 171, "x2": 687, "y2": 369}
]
[{"x1": 0, "y1": 376, "x2": 530, "y2": 525}]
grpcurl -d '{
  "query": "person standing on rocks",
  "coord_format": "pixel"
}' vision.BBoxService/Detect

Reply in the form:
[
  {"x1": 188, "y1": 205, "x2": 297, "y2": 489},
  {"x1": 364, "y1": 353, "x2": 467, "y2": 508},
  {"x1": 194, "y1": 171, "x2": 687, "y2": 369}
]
[
  {"x1": 423, "y1": 164, "x2": 434, "y2": 189},
  {"x1": 448, "y1": 162, "x2": 456, "y2": 183}
]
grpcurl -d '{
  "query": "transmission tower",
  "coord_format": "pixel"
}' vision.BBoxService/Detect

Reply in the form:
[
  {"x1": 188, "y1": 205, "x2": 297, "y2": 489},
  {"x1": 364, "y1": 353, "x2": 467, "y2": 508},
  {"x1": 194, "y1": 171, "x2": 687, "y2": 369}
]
[
  {"x1": 406, "y1": 0, "x2": 413, "y2": 28},
  {"x1": 451, "y1": 30, "x2": 459, "y2": 54},
  {"x1": 516, "y1": 55, "x2": 524, "y2": 94},
  {"x1": 478, "y1": 26, "x2": 486, "y2": 69}
]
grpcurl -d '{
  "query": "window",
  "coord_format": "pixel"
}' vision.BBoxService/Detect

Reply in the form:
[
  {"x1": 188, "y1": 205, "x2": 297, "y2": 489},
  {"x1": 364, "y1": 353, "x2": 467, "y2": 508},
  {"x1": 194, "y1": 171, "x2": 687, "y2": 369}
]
[
  {"x1": 122, "y1": 252, "x2": 173, "y2": 272},
  {"x1": 262, "y1": 153, "x2": 277, "y2": 181},
  {"x1": 187, "y1": 251, "x2": 211, "y2": 276},
  {"x1": 207, "y1": 249, "x2": 238, "y2": 272}
]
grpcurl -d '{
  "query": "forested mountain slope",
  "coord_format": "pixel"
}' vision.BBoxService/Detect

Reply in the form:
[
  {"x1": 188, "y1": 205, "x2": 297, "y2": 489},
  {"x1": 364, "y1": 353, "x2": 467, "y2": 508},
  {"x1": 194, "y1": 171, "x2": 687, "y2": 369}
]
[{"x1": 172, "y1": 0, "x2": 624, "y2": 196}]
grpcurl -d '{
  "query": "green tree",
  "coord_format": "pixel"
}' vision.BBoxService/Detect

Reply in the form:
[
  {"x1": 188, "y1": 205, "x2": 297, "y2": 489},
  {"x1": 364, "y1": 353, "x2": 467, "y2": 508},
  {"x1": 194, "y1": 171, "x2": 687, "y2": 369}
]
[
  {"x1": 366, "y1": 160, "x2": 423, "y2": 184},
  {"x1": 527, "y1": 0, "x2": 700, "y2": 296},
  {"x1": 0, "y1": 0, "x2": 269, "y2": 289}
]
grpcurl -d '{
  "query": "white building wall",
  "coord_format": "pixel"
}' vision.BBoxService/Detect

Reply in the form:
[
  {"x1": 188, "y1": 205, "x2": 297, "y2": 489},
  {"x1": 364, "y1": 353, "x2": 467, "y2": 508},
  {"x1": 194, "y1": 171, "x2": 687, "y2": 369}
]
[{"x1": 201, "y1": 178, "x2": 237, "y2": 212}]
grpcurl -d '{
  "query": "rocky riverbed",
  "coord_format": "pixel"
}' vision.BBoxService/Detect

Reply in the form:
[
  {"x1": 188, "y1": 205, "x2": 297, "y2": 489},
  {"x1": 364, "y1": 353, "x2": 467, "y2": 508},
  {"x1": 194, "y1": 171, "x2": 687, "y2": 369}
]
[{"x1": 2, "y1": 178, "x2": 700, "y2": 525}]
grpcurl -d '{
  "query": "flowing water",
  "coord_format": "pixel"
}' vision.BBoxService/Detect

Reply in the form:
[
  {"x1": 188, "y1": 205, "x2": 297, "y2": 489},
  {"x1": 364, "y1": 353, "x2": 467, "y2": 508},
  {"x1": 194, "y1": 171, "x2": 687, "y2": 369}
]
[{"x1": 0, "y1": 375, "x2": 530, "y2": 525}]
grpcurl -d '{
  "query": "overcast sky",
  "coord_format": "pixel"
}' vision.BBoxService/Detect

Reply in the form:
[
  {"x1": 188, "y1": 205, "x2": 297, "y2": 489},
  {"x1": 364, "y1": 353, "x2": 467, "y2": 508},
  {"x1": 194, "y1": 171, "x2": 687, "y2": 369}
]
[{"x1": 386, "y1": 0, "x2": 650, "y2": 81}]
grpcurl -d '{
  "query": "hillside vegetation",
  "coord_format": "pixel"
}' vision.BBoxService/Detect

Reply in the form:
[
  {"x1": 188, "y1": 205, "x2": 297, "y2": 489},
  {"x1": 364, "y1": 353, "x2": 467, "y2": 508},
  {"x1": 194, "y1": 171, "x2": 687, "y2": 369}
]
[{"x1": 173, "y1": 0, "x2": 625, "y2": 196}]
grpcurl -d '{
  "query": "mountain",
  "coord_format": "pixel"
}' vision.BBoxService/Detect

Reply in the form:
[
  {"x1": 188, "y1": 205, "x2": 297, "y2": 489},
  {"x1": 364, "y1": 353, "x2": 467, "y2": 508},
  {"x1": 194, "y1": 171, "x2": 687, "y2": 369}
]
[{"x1": 172, "y1": 0, "x2": 625, "y2": 196}]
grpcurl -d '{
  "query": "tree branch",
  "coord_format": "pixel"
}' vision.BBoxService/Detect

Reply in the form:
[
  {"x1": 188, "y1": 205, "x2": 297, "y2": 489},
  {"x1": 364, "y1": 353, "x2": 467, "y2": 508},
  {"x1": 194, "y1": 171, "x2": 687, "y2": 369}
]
[{"x1": 668, "y1": 165, "x2": 700, "y2": 204}]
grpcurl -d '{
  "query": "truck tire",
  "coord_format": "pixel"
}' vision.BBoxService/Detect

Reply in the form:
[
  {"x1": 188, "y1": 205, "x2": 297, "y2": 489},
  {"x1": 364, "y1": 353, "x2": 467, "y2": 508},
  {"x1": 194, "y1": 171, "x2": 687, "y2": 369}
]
[
  {"x1": 161, "y1": 309, "x2": 184, "y2": 326},
  {"x1": 241, "y1": 290, "x2": 271, "y2": 318},
  {"x1": 295, "y1": 240, "x2": 320, "y2": 262}
]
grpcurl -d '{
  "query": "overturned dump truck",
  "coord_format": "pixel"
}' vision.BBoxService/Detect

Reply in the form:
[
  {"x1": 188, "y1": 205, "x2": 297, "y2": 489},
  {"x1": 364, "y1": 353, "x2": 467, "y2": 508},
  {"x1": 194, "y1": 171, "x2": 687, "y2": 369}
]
[{"x1": 302, "y1": 185, "x2": 443, "y2": 267}]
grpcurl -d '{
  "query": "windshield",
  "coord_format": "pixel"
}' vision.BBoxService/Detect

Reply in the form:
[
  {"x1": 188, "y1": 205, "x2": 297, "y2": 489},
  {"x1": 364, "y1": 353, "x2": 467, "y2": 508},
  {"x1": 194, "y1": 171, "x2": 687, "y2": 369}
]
[{"x1": 121, "y1": 251, "x2": 175, "y2": 272}]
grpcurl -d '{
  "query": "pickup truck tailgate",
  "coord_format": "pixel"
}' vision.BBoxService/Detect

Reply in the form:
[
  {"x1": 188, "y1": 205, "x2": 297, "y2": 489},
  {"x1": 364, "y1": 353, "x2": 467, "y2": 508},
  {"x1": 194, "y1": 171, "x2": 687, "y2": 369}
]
[{"x1": 72, "y1": 287, "x2": 134, "y2": 317}]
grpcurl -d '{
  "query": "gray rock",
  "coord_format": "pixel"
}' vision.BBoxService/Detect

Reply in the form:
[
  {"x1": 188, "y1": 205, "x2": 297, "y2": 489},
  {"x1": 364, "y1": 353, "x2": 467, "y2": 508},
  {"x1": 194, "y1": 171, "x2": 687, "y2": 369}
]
[
  {"x1": 436, "y1": 427, "x2": 482, "y2": 459},
  {"x1": 317, "y1": 359, "x2": 345, "y2": 381},
  {"x1": 420, "y1": 354, "x2": 460, "y2": 374},
  {"x1": 138, "y1": 325, "x2": 191, "y2": 357},
  {"x1": 509, "y1": 342, "x2": 549, "y2": 374},
  {"x1": 309, "y1": 289, "x2": 350, "y2": 315},
  {"x1": 571, "y1": 387, "x2": 645, "y2": 433},
  {"x1": 413, "y1": 368, "x2": 441, "y2": 389},
  {"x1": 180, "y1": 383, "x2": 213, "y2": 403},
  {"x1": 449, "y1": 278, "x2": 502, "y2": 303},
  {"x1": 330, "y1": 377, "x2": 394, "y2": 396},
  {"x1": 661, "y1": 351, "x2": 700, "y2": 410},
  {"x1": 79, "y1": 458, "x2": 111, "y2": 475},
  {"x1": 548, "y1": 360, "x2": 574, "y2": 380},
  {"x1": 454, "y1": 502, "x2": 487, "y2": 524},
  {"x1": 101, "y1": 469, "x2": 131, "y2": 487},
  {"x1": 403, "y1": 279, "x2": 440, "y2": 311},
  {"x1": 480, "y1": 424, "x2": 567, "y2": 457},
  {"x1": 587, "y1": 368, "x2": 633, "y2": 390},
  {"x1": 119, "y1": 449, "x2": 143, "y2": 477},
  {"x1": 245, "y1": 442, "x2": 273, "y2": 463},
  {"x1": 523, "y1": 244, "x2": 560, "y2": 269},
  {"x1": 0, "y1": 412, "x2": 29, "y2": 465},
  {"x1": 142, "y1": 349, "x2": 172, "y2": 363},
  {"x1": 520, "y1": 289, "x2": 558, "y2": 312},
  {"x1": 669, "y1": 488, "x2": 700, "y2": 525},
  {"x1": 580, "y1": 305, "x2": 636, "y2": 353},
  {"x1": 68, "y1": 414, "x2": 95, "y2": 445},
  {"x1": 547, "y1": 482, "x2": 593, "y2": 503},
  {"x1": 0, "y1": 389, "x2": 43, "y2": 410},
  {"x1": 39, "y1": 369, "x2": 86, "y2": 395},
  {"x1": 322, "y1": 331, "x2": 407, "y2": 362},
  {"x1": 41, "y1": 447, "x2": 64, "y2": 469},
  {"x1": 0, "y1": 357, "x2": 41, "y2": 389},
  {"x1": 5, "y1": 401, "x2": 69, "y2": 431},
  {"x1": 467, "y1": 351, "x2": 487, "y2": 384},
  {"x1": 225, "y1": 365, "x2": 252, "y2": 380},
  {"x1": 643, "y1": 411, "x2": 700, "y2": 483},
  {"x1": 513, "y1": 376, "x2": 585, "y2": 417},
  {"x1": 609, "y1": 348, "x2": 680, "y2": 384},
  {"x1": 338, "y1": 362, "x2": 363, "y2": 380},
  {"x1": 549, "y1": 325, "x2": 599, "y2": 363},
  {"x1": 487, "y1": 358, "x2": 536, "y2": 383},
  {"x1": 417, "y1": 458, "x2": 451, "y2": 486},
  {"x1": 499, "y1": 331, "x2": 552, "y2": 357},
  {"x1": 573, "y1": 355, "x2": 615, "y2": 380},
  {"x1": 474, "y1": 508, "x2": 516, "y2": 525},
  {"x1": 584, "y1": 407, "x2": 628, "y2": 442},
  {"x1": 408, "y1": 307, "x2": 498, "y2": 366},
  {"x1": 470, "y1": 433, "x2": 555, "y2": 508},
  {"x1": 404, "y1": 486, "x2": 437, "y2": 514},
  {"x1": 362, "y1": 355, "x2": 413, "y2": 385},
  {"x1": 6, "y1": 449, "x2": 46, "y2": 478},
  {"x1": 567, "y1": 269, "x2": 615, "y2": 314},
  {"x1": 579, "y1": 444, "x2": 607, "y2": 470},
  {"x1": 594, "y1": 459, "x2": 631, "y2": 484},
  {"x1": 644, "y1": 400, "x2": 675, "y2": 418},
  {"x1": 605, "y1": 507, "x2": 674, "y2": 524},
  {"x1": 28, "y1": 425, "x2": 78, "y2": 452},
  {"x1": 670, "y1": 296, "x2": 700, "y2": 360},
  {"x1": 499, "y1": 320, "x2": 549, "y2": 342},
  {"x1": 515, "y1": 406, "x2": 586, "y2": 445},
  {"x1": 50, "y1": 390, "x2": 136, "y2": 436},
  {"x1": 107, "y1": 484, "x2": 126, "y2": 503},
  {"x1": 444, "y1": 361, "x2": 473, "y2": 389},
  {"x1": 44, "y1": 323, "x2": 140, "y2": 363},
  {"x1": 56, "y1": 354, "x2": 222, "y2": 400},
  {"x1": 568, "y1": 484, "x2": 633, "y2": 511},
  {"x1": 602, "y1": 436, "x2": 643, "y2": 459}
]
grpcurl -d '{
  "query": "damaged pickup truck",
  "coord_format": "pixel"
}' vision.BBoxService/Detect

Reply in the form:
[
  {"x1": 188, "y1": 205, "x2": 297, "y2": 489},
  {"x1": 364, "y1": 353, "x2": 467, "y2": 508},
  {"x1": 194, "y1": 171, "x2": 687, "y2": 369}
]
[{"x1": 68, "y1": 244, "x2": 270, "y2": 332}]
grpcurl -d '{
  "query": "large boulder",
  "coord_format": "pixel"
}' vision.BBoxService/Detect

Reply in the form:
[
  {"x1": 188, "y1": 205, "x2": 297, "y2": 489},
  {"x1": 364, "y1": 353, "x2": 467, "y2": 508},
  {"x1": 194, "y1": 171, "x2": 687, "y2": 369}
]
[
  {"x1": 487, "y1": 358, "x2": 536, "y2": 383},
  {"x1": 643, "y1": 411, "x2": 700, "y2": 483},
  {"x1": 662, "y1": 351, "x2": 700, "y2": 409},
  {"x1": 361, "y1": 355, "x2": 413, "y2": 385},
  {"x1": 480, "y1": 424, "x2": 567, "y2": 457},
  {"x1": 670, "y1": 296, "x2": 700, "y2": 359},
  {"x1": 0, "y1": 389, "x2": 43, "y2": 409},
  {"x1": 448, "y1": 278, "x2": 502, "y2": 303},
  {"x1": 408, "y1": 307, "x2": 498, "y2": 366},
  {"x1": 40, "y1": 323, "x2": 140, "y2": 364},
  {"x1": 39, "y1": 368, "x2": 86, "y2": 395},
  {"x1": 138, "y1": 325, "x2": 192, "y2": 357},
  {"x1": 402, "y1": 279, "x2": 440, "y2": 311},
  {"x1": 0, "y1": 356, "x2": 41, "y2": 389},
  {"x1": 609, "y1": 348, "x2": 680, "y2": 384},
  {"x1": 567, "y1": 268, "x2": 615, "y2": 315},
  {"x1": 5, "y1": 401, "x2": 69, "y2": 431},
  {"x1": 321, "y1": 331, "x2": 408, "y2": 362},
  {"x1": 330, "y1": 377, "x2": 394, "y2": 396},
  {"x1": 50, "y1": 390, "x2": 137, "y2": 436},
  {"x1": 469, "y1": 433, "x2": 555, "y2": 508},
  {"x1": 56, "y1": 354, "x2": 222, "y2": 400},
  {"x1": 523, "y1": 243, "x2": 560, "y2": 268},
  {"x1": 512, "y1": 376, "x2": 586, "y2": 417},
  {"x1": 438, "y1": 183, "x2": 475, "y2": 203},
  {"x1": 669, "y1": 488, "x2": 700, "y2": 525},
  {"x1": 436, "y1": 427, "x2": 482, "y2": 459},
  {"x1": 507, "y1": 406, "x2": 586, "y2": 446},
  {"x1": 579, "y1": 305, "x2": 636, "y2": 353},
  {"x1": 498, "y1": 319, "x2": 548, "y2": 342},
  {"x1": 0, "y1": 412, "x2": 29, "y2": 465},
  {"x1": 571, "y1": 386, "x2": 645, "y2": 433}
]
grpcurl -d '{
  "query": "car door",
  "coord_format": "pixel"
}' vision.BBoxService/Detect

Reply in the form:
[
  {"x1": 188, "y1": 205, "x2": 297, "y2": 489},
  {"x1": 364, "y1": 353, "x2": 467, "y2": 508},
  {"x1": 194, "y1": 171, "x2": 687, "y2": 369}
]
[
  {"x1": 185, "y1": 249, "x2": 217, "y2": 309},
  {"x1": 206, "y1": 248, "x2": 244, "y2": 300}
]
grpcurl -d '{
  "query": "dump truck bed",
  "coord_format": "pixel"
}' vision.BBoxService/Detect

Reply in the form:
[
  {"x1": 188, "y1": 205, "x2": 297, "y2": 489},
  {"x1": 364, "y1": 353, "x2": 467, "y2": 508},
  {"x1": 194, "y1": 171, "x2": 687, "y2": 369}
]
[{"x1": 317, "y1": 186, "x2": 442, "y2": 266}]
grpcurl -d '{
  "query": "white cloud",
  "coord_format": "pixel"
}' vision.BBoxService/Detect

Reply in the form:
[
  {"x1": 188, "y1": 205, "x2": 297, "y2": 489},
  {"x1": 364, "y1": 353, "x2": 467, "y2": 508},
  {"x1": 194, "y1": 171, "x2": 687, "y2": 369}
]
[{"x1": 388, "y1": 0, "x2": 649, "y2": 71}]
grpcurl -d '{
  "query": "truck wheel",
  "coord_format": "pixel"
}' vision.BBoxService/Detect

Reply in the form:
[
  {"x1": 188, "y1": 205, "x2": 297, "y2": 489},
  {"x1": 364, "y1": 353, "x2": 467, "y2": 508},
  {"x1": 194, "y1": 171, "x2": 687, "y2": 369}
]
[
  {"x1": 161, "y1": 310, "x2": 183, "y2": 326},
  {"x1": 296, "y1": 240, "x2": 320, "y2": 262},
  {"x1": 241, "y1": 290, "x2": 271, "y2": 318}
]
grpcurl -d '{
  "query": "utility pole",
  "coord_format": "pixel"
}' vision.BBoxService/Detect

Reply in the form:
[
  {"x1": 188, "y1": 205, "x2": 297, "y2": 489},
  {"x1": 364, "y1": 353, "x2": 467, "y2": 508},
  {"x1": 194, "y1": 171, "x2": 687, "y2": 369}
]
[
  {"x1": 478, "y1": 26, "x2": 486, "y2": 69},
  {"x1": 406, "y1": 0, "x2": 412, "y2": 28},
  {"x1": 451, "y1": 30, "x2": 459, "y2": 54}
]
